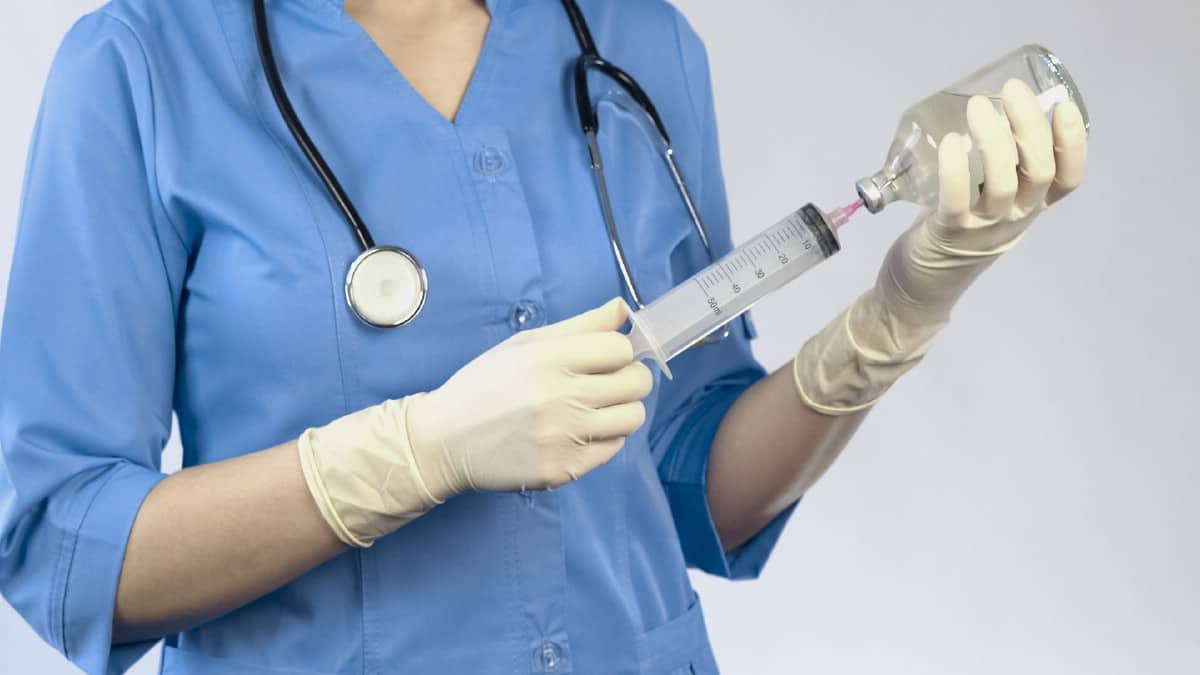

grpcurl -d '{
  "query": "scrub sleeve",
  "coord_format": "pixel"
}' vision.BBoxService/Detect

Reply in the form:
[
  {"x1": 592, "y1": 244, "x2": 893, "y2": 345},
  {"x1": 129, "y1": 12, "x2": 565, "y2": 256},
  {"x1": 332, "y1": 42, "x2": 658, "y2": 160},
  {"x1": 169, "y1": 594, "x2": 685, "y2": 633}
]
[{"x1": 0, "y1": 14, "x2": 185, "y2": 673}]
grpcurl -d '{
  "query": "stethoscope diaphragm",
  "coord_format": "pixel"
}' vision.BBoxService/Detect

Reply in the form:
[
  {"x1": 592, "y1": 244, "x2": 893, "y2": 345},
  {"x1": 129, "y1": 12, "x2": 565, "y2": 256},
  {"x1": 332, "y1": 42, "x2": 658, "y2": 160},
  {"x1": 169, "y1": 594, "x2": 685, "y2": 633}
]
[{"x1": 344, "y1": 246, "x2": 428, "y2": 328}]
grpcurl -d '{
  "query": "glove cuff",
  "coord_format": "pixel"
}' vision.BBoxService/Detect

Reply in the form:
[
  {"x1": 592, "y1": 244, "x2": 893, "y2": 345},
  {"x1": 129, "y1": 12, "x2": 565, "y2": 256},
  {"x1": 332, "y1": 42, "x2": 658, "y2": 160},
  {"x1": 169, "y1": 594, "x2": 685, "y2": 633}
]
[
  {"x1": 298, "y1": 426, "x2": 370, "y2": 548},
  {"x1": 297, "y1": 395, "x2": 442, "y2": 548},
  {"x1": 792, "y1": 291, "x2": 939, "y2": 415}
]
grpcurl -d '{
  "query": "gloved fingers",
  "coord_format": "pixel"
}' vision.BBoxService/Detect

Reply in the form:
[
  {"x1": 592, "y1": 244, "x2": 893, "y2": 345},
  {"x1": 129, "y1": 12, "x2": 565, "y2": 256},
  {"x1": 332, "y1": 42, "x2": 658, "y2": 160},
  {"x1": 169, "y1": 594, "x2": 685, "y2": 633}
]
[
  {"x1": 967, "y1": 94, "x2": 1019, "y2": 220},
  {"x1": 575, "y1": 361, "x2": 654, "y2": 408},
  {"x1": 583, "y1": 400, "x2": 647, "y2": 441},
  {"x1": 1003, "y1": 79, "x2": 1056, "y2": 213},
  {"x1": 935, "y1": 132, "x2": 972, "y2": 230},
  {"x1": 552, "y1": 331, "x2": 635, "y2": 374},
  {"x1": 571, "y1": 437, "x2": 627, "y2": 477},
  {"x1": 534, "y1": 296, "x2": 630, "y2": 338},
  {"x1": 1046, "y1": 100, "x2": 1088, "y2": 206}
]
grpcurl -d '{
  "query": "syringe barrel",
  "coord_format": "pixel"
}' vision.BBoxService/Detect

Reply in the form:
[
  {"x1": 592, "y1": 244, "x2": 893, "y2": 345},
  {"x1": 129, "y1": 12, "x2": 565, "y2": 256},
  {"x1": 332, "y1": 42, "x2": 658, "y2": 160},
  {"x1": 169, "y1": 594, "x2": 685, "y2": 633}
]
[{"x1": 628, "y1": 203, "x2": 840, "y2": 378}]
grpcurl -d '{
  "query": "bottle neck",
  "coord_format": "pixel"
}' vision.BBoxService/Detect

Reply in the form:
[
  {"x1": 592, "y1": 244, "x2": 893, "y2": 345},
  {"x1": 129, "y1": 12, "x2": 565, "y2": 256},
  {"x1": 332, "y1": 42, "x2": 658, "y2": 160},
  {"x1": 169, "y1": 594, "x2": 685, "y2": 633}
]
[{"x1": 855, "y1": 170, "x2": 900, "y2": 214}]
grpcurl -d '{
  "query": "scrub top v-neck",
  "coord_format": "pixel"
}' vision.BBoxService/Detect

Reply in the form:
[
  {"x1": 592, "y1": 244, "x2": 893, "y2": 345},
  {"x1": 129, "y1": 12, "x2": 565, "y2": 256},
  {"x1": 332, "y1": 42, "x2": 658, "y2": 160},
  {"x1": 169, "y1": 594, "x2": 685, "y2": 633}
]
[
  {"x1": 346, "y1": 1, "x2": 498, "y2": 127},
  {"x1": 0, "y1": 1, "x2": 800, "y2": 673}
]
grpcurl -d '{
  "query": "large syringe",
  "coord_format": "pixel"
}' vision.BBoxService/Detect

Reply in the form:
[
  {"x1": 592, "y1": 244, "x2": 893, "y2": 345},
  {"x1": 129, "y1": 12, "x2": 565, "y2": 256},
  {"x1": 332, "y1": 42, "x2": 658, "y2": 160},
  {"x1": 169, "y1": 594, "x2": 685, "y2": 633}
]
[{"x1": 627, "y1": 200, "x2": 862, "y2": 379}]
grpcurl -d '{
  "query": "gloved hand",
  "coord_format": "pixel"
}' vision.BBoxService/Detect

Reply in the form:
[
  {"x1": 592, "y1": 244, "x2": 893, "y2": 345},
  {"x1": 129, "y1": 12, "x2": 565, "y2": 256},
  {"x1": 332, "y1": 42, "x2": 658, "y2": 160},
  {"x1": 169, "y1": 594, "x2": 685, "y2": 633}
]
[
  {"x1": 297, "y1": 297, "x2": 652, "y2": 547},
  {"x1": 794, "y1": 79, "x2": 1089, "y2": 414}
]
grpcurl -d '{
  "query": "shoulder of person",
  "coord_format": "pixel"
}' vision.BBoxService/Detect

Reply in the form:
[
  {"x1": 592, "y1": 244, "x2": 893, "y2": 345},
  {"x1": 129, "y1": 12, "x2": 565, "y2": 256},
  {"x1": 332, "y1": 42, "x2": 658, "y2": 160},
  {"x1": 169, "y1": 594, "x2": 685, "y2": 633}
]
[
  {"x1": 59, "y1": 0, "x2": 215, "y2": 65},
  {"x1": 569, "y1": 0, "x2": 712, "y2": 88}
]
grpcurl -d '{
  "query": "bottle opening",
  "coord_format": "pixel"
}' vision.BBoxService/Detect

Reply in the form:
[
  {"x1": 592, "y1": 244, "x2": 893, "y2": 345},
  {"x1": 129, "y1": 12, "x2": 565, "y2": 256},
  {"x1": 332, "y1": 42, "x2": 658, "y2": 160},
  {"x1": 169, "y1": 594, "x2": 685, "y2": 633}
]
[{"x1": 855, "y1": 173, "x2": 893, "y2": 214}]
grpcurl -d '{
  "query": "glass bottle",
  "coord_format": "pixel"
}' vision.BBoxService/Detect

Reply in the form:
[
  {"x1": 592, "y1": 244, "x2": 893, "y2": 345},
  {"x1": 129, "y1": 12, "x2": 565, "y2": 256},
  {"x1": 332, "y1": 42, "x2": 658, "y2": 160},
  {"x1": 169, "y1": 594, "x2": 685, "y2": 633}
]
[{"x1": 855, "y1": 44, "x2": 1090, "y2": 214}]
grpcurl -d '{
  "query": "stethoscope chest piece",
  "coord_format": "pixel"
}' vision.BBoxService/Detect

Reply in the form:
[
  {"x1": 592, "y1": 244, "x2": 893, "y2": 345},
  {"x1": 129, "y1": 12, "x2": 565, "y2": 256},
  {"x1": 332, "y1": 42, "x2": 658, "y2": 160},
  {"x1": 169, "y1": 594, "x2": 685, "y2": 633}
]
[{"x1": 344, "y1": 246, "x2": 428, "y2": 328}]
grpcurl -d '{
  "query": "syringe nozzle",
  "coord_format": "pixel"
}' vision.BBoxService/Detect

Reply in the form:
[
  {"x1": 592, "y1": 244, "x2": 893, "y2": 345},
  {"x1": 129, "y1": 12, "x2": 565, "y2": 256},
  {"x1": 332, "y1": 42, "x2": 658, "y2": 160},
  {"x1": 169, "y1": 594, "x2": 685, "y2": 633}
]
[{"x1": 828, "y1": 198, "x2": 866, "y2": 229}]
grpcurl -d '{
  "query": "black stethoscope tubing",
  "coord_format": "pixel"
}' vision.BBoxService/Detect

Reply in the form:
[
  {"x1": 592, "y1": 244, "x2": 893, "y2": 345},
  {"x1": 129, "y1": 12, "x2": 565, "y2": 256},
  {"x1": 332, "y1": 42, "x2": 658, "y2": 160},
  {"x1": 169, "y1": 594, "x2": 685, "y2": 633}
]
[
  {"x1": 251, "y1": 0, "x2": 725, "y2": 342},
  {"x1": 252, "y1": 0, "x2": 375, "y2": 252},
  {"x1": 251, "y1": 0, "x2": 678, "y2": 260}
]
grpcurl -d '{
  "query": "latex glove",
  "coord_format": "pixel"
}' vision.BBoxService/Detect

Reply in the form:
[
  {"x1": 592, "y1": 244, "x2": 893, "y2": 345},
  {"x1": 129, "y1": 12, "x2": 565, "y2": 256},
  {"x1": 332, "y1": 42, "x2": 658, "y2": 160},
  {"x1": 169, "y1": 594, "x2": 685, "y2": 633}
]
[
  {"x1": 297, "y1": 297, "x2": 652, "y2": 547},
  {"x1": 794, "y1": 80, "x2": 1089, "y2": 414}
]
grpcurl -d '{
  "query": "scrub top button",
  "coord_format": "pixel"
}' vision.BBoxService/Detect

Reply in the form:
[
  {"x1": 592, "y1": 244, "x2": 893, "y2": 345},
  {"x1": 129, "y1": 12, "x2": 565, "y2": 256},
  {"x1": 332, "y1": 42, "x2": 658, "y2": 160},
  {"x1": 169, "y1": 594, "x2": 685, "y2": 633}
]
[
  {"x1": 509, "y1": 299, "x2": 544, "y2": 332},
  {"x1": 476, "y1": 146, "x2": 507, "y2": 174},
  {"x1": 537, "y1": 641, "x2": 563, "y2": 671}
]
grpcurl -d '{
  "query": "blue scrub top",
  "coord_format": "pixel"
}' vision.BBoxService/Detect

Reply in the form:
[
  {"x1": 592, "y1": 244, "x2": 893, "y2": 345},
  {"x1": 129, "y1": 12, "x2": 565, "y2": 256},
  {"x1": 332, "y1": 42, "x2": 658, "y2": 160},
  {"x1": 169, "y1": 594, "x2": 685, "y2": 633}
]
[{"x1": 0, "y1": 1, "x2": 798, "y2": 673}]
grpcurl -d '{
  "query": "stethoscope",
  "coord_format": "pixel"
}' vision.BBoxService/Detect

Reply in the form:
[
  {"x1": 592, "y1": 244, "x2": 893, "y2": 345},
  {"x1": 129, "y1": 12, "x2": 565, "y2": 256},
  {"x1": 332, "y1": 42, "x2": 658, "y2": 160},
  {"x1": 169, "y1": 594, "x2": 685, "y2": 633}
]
[{"x1": 253, "y1": 0, "x2": 729, "y2": 343}]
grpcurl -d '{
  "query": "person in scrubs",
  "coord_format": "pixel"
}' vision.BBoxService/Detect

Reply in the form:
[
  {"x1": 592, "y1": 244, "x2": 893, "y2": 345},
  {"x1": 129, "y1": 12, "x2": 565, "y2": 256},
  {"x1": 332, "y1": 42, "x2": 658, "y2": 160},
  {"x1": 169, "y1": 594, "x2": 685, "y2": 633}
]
[{"x1": 0, "y1": 0, "x2": 1087, "y2": 673}]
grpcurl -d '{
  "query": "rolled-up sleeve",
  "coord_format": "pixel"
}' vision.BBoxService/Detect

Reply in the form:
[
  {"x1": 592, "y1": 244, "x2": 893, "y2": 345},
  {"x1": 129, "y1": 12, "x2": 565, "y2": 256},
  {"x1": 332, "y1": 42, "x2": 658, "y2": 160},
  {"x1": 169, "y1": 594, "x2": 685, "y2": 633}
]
[
  {"x1": 0, "y1": 12, "x2": 186, "y2": 674},
  {"x1": 647, "y1": 7, "x2": 798, "y2": 581}
]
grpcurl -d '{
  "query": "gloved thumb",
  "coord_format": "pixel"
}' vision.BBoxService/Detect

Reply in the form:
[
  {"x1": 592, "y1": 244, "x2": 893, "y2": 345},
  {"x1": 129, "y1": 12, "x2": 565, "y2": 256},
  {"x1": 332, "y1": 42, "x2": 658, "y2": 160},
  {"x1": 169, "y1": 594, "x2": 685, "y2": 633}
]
[{"x1": 536, "y1": 297, "x2": 631, "y2": 337}]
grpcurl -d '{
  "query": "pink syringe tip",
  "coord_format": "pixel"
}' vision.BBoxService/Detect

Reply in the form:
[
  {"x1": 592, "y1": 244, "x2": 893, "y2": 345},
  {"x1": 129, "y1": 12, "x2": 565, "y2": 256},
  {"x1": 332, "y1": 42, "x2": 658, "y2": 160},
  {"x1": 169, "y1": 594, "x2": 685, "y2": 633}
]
[{"x1": 829, "y1": 198, "x2": 866, "y2": 228}]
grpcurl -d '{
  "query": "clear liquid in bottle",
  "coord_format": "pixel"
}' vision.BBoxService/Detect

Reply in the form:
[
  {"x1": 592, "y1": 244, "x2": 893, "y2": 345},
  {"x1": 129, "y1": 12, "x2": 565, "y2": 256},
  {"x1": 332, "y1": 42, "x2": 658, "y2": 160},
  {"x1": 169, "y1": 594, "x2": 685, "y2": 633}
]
[{"x1": 856, "y1": 45, "x2": 1089, "y2": 214}]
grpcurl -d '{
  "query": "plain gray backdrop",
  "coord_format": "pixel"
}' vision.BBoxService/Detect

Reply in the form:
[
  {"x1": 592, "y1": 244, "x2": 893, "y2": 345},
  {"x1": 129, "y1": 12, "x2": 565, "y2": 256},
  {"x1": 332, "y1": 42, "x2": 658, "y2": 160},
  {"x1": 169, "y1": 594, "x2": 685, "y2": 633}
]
[{"x1": 2, "y1": 1, "x2": 1197, "y2": 673}]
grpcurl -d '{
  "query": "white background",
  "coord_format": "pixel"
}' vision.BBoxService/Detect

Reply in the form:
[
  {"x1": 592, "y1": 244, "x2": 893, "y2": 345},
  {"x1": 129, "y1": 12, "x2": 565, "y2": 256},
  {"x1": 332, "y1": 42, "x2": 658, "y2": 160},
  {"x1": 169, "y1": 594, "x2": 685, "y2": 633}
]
[{"x1": 2, "y1": 1, "x2": 1198, "y2": 673}]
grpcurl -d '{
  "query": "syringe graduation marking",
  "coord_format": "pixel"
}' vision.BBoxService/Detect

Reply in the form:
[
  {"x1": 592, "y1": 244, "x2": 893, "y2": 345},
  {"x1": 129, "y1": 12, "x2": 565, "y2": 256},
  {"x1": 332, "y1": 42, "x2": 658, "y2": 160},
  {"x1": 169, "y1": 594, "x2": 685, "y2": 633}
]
[
  {"x1": 682, "y1": 209, "x2": 829, "y2": 317},
  {"x1": 634, "y1": 207, "x2": 841, "y2": 368}
]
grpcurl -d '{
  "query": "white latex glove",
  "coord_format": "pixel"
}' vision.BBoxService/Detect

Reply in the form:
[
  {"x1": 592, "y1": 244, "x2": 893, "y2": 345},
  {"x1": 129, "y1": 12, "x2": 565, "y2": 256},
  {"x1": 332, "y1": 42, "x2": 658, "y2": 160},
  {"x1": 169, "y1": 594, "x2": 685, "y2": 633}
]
[
  {"x1": 298, "y1": 297, "x2": 652, "y2": 547},
  {"x1": 794, "y1": 79, "x2": 1089, "y2": 414}
]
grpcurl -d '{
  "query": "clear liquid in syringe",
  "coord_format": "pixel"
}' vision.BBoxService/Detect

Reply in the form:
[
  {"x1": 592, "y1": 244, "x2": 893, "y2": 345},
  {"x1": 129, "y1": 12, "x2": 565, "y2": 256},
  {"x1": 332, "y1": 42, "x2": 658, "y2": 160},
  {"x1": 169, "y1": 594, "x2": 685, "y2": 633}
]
[{"x1": 628, "y1": 200, "x2": 862, "y2": 378}]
